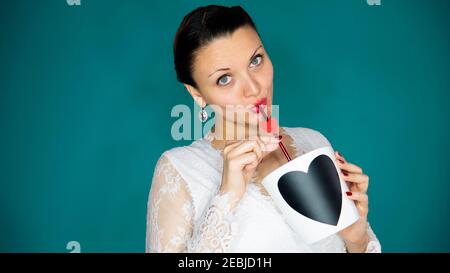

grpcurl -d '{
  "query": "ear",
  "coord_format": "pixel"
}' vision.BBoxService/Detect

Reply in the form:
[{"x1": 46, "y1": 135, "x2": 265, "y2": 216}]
[{"x1": 184, "y1": 84, "x2": 206, "y2": 107}]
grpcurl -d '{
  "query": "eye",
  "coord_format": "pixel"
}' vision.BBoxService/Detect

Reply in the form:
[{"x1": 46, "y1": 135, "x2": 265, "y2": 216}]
[
  {"x1": 250, "y1": 54, "x2": 263, "y2": 68},
  {"x1": 217, "y1": 75, "x2": 232, "y2": 86}
]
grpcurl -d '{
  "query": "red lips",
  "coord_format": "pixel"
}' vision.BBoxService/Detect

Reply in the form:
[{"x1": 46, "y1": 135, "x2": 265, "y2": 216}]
[
  {"x1": 254, "y1": 97, "x2": 267, "y2": 108},
  {"x1": 253, "y1": 98, "x2": 267, "y2": 114}
]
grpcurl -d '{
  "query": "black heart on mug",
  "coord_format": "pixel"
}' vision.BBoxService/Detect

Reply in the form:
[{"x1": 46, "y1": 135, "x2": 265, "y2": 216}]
[{"x1": 277, "y1": 154, "x2": 342, "y2": 226}]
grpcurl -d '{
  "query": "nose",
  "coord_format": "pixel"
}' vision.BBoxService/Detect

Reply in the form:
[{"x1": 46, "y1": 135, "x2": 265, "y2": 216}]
[{"x1": 242, "y1": 73, "x2": 260, "y2": 98}]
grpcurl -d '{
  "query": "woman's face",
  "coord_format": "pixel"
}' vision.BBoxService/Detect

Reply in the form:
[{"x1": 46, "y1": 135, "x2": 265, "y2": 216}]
[{"x1": 187, "y1": 25, "x2": 274, "y2": 127}]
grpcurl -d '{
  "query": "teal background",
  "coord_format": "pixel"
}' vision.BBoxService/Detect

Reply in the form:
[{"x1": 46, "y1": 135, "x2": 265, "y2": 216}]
[{"x1": 1, "y1": 0, "x2": 449, "y2": 252}]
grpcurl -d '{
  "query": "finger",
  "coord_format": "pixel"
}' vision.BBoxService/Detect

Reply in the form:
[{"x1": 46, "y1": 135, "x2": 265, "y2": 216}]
[
  {"x1": 223, "y1": 140, "x2": 244, "y2": 155},
  {"x1": 259, "y1": 134, "x2": 280, "y2": 145},
  {"x1": 345, "y1": 191, "x2": 368, "y2": 208},
  {"x1": 252, "y1": 138, "x2": 265, "y2": 160},
  {"x1": 256, "y1": 137, "x2": 267, "y2": 161},
  {"x1": 245, "y1": 160, "x2": 259, "y2": 171},
  {"x1": 336, "y1": 159, "x2": 363, "y2": 174},
  {"x1": 227, "y1": 140, "x2": 262, "y2": 161},
  {"x1": 335, "y1": 150, "x2": 346, "y2": 161},
  {"x1": 232, "y1": 151, "x2": 259, "y2": 170},
  {"x1": 265, "y1": 143, "x2": 280, "y2": 153},
  {"x1": 259, "y1": 135, "x2": 281, "y2": 153},
  {"x1": 340, "y1": 171, "x2": 369, "y2": 185},
  {"x1": 347, "y1": 182, "x2": 364, "y2": 193},
  {"x1": 248, "y1": 139, "x2": 263, "y2": 161},
  {"x1": 251, "y1": 136, "x2": 267, "y2": 157},
  {"x1": 356, "y1": 203, "x2": 369, "y2": 217}
]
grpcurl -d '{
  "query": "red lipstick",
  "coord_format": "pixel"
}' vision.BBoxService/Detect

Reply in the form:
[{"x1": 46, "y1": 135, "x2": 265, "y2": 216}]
[{"x1": 253, "y1": 98, "x2": 267, "y2": 113}]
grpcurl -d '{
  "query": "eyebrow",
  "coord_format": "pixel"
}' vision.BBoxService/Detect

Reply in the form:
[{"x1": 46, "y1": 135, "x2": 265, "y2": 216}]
[{"x1": 207, "y1": 44, "x2": 263, "y2": 78}]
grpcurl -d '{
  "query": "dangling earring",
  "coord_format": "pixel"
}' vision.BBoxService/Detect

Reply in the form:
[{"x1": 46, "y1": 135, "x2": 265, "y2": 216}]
[{"x1": 199, "y1": 104, "x2": 208, "y2": 122}]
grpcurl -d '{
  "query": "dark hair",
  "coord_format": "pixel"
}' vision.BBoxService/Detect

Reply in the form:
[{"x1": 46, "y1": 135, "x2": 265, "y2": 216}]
[{"x1": 173, "y1": 5, "x2": 258, "y2": 88}]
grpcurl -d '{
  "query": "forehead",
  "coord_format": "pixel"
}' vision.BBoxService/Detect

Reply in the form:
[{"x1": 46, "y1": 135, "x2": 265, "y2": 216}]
[{"x1": 193, "y1": 26, "x2": 262, "y2": 73}]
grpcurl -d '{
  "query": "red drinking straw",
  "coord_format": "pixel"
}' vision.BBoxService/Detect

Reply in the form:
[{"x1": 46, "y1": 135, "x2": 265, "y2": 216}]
[{"x1": 259, "y1": 106, "x2": 292, "y2": 162}]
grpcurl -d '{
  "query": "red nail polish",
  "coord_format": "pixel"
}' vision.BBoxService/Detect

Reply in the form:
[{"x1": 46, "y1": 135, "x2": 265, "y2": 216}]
[
  {"x1": 278, "y1": 135, "x2": 283, "y2": 140},
  {"x1": 346, "y1": 191, "x2": 352, "y2": 196},
  {"x1": 338, "y1": 159, "x2": 345, "y2": 164},
  {"x1": 342, "y1": 171, "x2": 349, "y2": 176}
]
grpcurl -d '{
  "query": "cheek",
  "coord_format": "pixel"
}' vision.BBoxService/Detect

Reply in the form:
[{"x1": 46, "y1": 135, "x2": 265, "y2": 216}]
[{"x1": 257, "y1": 62, "x2": 274, "y2": 89}]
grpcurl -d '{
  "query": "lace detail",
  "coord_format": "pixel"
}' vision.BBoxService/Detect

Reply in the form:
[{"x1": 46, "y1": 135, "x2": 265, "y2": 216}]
[
  {"x1": 188, "y1": 193, "x2": 239, "y2": 252},
  {"x1": 146, "y1": 155, "x2": 194, "y2": 252},
  {"x1": 146, "y1": 154, "x2": 238, "y2": 253},
  {"x1": 365, "y1": 223, "x2": 382, "y2": 253}
]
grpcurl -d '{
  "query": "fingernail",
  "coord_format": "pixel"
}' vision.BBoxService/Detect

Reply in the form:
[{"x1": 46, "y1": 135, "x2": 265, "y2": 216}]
[
  {"x1": 346, "y1": 191, "x2": 352, "y2": 196},
  {"x1": 338, "y1": 159, "x2": 345, "y2": 164},
  {"x1": 278, "y1": 135, "x2": 283, "y2": 140},
  {"x1": 342, "y1": 171, "x2": 349, "y2": 176}
]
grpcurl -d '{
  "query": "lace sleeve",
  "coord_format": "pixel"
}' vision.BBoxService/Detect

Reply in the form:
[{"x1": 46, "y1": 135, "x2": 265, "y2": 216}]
[
  {"x1": 146, "y1": 154, "x2": 239, "y2": 253},
  {"x1": 365, "y1": 223, "x2": 382, "y2": 253}
]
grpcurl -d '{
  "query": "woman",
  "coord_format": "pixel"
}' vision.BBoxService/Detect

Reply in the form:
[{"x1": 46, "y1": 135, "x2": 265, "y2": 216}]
[{"x1": 146, "y1": 5, "x2": 381, "y2": 253}]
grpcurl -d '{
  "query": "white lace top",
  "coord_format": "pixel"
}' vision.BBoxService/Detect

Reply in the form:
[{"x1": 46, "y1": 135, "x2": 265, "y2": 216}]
[{"x1": 146, "y1": 127, "x2": 381, "y2": 253}]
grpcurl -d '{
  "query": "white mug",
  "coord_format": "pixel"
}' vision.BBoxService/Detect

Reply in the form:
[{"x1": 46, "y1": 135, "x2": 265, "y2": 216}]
[{"x1": 262, "y1": 146, "x2": 359, "y2": 244}]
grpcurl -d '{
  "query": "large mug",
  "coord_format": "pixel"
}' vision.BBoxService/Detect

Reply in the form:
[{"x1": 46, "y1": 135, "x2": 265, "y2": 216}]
[{"x1": 262, "y1": 146, "x2": 359, "y2": 244}]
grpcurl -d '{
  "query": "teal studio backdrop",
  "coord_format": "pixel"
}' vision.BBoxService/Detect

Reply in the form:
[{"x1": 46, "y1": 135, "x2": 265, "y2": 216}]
[{"x1": 0, "y1": 0, "x2": 449, "y2": 253}]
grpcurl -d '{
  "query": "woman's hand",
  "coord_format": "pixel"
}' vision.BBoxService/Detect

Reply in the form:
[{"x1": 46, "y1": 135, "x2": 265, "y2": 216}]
[
  {"x1": 335, "y1": 151, "x2": 370, "y2": 253},
  {"x1": 219, "y1": 135, "x2": 280, "y2": 208}
]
